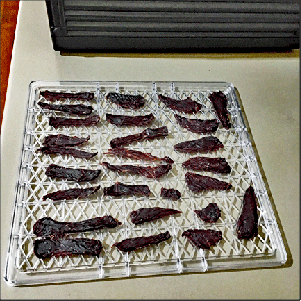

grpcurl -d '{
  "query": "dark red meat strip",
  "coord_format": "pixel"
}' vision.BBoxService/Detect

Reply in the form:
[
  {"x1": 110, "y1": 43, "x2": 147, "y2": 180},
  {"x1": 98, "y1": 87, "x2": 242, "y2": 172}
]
[
  {"x1": 110, "y1": 126, "x2": 168, "y2": 148},
  {"x1": 42, "y1": 185, "x2": 100, "y2": 201},
  {"x1": 160, "y1": 188, "x2": 181, "y2": 200},
  {"x1": 174, "y1": 114, "x2": 219, "y2": 134},
  {"x1": 185, "y1": 172, "x2": 232, "y2": 192},
  {"x1": 103, "y1": 182, "x2": 150, "y2": 197},
  {"x1": 182, "y1": 229, "x2": 222, "y2": 249},
  {"x1": 43, "y1": 134, "x2": 90, "y2": 147},
  {"x1": 38, "y1": 146, "x2": 97, "y2": 159},
  {"x1": 195, "y1": 203, "x2": 221, "y2": 223},
  {"x1": 106, "y1": 113, "x2": 154, "y2": 127},
  {"x1": 38, "y1": 101, "x2": 93, "y2": 115},
  {"x1": 174, "y1": 136, "x2": 224, "y2": 153},
  {"x1": 236, "y1": 186, "x2": 258, "y2": 240},
  {"x1": 34, "y1": 238, "x2": 102, "y2": 259},
  {"x1": 45, "y1": 164, "x2": 101, "y2": 182},
  {"x1": 106, "y1": 92, "x2": 145, "y2": 109},
  {"x1": 40, "y1": 90, "x2": 94, "y2": 101},
  {"x1": 130, "y1": 207, "x2": 181, "y2": 224},
  {"x1": 158, "y1": 94, "x2": 202, "y2": 114},
  {"x1": 33, "y1": 216, "x2": 121, "y2": 238},
  {"x1": 112, "y1": 231, "x2": 171, "y2": 252},
  {"x1": 208, "y1": 91, "x2": 231, "y2": 130},
  {"x1": 182, "y1": 156, "x2": 231, "y2": 174},
  {"x1": 49, "y1": 115, "x2": 100, "y2": 128}
]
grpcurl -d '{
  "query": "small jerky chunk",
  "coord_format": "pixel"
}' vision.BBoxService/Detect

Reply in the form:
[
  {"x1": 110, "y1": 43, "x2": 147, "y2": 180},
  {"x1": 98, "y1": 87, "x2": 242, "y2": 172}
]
[
  {"x1": 106, "y1": 92, "x2": 145, "y2": 109},
  {"x1": 103, "y1": 182, "x2": 150, "y2": 197},
  {"x1": 174, "y1": 136, "x2": 224, "y2": 153},
  {"x1": 38, "y1": 146, "x2": 97, "y2": 159},
  {"x1": 236, "y1": 186, "x2": 258, "y2": 240},
  {"x1": 160, "y1": 188, "x2": 181, "y2": 200},
  {"x1": 34, "y1": 238, "x2": 102, "y2": 259},
  {"x1": 130, "y1": 207, "x2": 181, "y2": 224},
  {"x1": 45, "y1": 164, "x2": 101, "y2": 182},
  {"x1": 49, "y1": 115, "x2": 100, "y2": 128},
  {"x1": 105, "y1": 148, "x2": 174, "y2": 164},
  {"x1": 110, "y1": 126, "x2": 168, "y2": 148},
  {"x1": 113, "y1": 231, "x2": 171, "y2": 252},
  {"x1": 42, "y1": 185, "x2": 100, "y2": 201},
  {"x1": 43, "y1": 134, "x2": 90, "y2": 147},
  {"x1": 208, "y1": 91, "x2": 231, "y2": 129},
  {"x1": 38, "y1": 101, "x2": 93, "y2": 115},
  {"x1": 182, "y1": 156, "x2": 231, "y2": 174},
  {"x1": 106, "y1": 113, "x2": 154, "y2": 127},
  {"x1": 174, "y1": 114, "x2": 219, "y2": 134},
  {"x1": 158, "y1": 94, "x2": 202, "y2": 114},
  {"x1": 33, "y1": 216, "x2": 121, "y2": 238},
  {"x1": 182, "y1": 229, "x2": 222, "y2": 249},
  {"x1": 185, "y1": 172, "x2": 232, "y2": 192},
  {"x1": 40, "y1": 90, "x2": 94, "y2": 101},
  {"x1": 195, "y1": 203, "x2": 221, "y2": 223},
  {"x1": 102, "y1": 162, "x2": 172, "y2": 179}
]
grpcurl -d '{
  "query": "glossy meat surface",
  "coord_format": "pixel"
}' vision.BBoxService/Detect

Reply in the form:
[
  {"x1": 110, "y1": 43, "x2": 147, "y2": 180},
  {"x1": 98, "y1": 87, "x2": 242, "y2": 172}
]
[
  {"x1": 103, "y1": 182, "x2": 150, "y2": 197},
  {"x1": 43, "y1": 134, "x2": 90, "y2": 147},
  {"x1": 38, "y1": 101, "x2": 93, "y2": 115},
  {"x1": 38, "y1": 146, "x2": 97, "y2": 159},
  {"x1": 160, "y1": 188, "x2": 181, "y2": 200},
  {"x1": 49, "y1": 115, "x2": 100, "y2": 128},
  {"x1": 106, "y1": 113, "x2": 154, "y2": 127},
  {"x1": 195, "y1": 203, "x2": 221, "y2": 223},
  {"x1": 106, "y1": 92, "x2": 145, "y2": 109},
  {"x1": 40, "y1": 90, "x2": 95, "y2": 101},
  {"x1": 182, "y1": 229, "x2": 222, "y2": 249}
]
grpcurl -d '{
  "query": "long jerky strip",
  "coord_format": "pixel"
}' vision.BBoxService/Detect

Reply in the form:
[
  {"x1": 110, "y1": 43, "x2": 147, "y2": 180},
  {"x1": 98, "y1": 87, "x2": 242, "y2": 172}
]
[
  {"x1": 174, "y1": 114, "x2": 219, "y2": 134},
  {"x1": 40, "y1": 90, "x2": 94, "y2": 101},
  {"x1": 106, "y1": 92, "x2": 145, "y2": 109},
  {"x1": 185, "y1": 172, "x2": 232, "y2": 192},
  {"x1": 38, "y1": 146, "x2": 97, "y2": 159},
  {"x1": 106, "y1": 113, "x2": 154, "y2": 127},
  {"x1": 34, "y1": 238, "x2": 102, "y2": 259},
  {"x1": 45, "y1": 164, "x2": 101, "y2": 182},
  {"x1": 38, "y1": 101, "x2": 93, "y2": 116},
  {"x1": 110, "y1": 126, "x2": 168, "y2": 148},
  {"x1": 33, "y1": 216, "x2": 121, "y2": 238},
  {"x1": 49, "y1": 115, "x2": 100, "y2": 128},
  {"x1": 42, "y1": 185, "x2": 100, "y2": 201},
  {"x1": 174, "y1": 136, "x2": 224, "y2": 153},
  {"x1": 182, "y1": 229, "x2": 222, "y2": 249},
  {"x1": 158, "y1": 94, "x2": 202, "y2": 114},
  {"x1": 43, "y1": 134, "x2": 90, "y2": 147},
  {"x1": 130, "y1": 207, "x2": 181, "y2": 225},
  {"x1": 112, "y1": 231, "x2": 171, "y2": 252},
  {"x1": 103, "y1": 182, "x2": 150, "y2": 197}
]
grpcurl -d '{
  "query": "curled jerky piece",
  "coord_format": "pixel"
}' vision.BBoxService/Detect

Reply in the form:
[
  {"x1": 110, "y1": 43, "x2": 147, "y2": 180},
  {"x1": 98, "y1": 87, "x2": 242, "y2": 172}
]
[
  {"x1": 40, "y1": 90, "x2": 94, "y2": 101},
  {"x1": 158, "y1": 94, "x2": 202, "y2": 114},
  {"x1": 182, "y1": 229, "x2": 222, "y2": 249},
  {"x1": 38, "y1": 101, "x2": 93, "y2": 115},
  {"x1": 42, "y1": 185, "x2": 100, "y2": 201},
  {"x1": 174, "y1": 114, "x2": 219, "y2": 134},
  {"x1": 113, "y1": 231, "x2": 171, "y2": 252},
  {"x1": 106, "y1": 113, "x2": 154, "y2": 127},
  {"x1": 195, "y1": 203, "x2": 221, "y2": 223},
  {"x1": 49, "y1": 115, "x2": 100, "y2": 128},
  {"x1": 182, "y1": 156, "x2": 231, "y2": 174},
  {"x1": 42, "y1": 134, "x2": 90, "y2": 147},
  {"x1": 33, "y1": 216, "x2": 121, "y2": 238},
  {"x1": 106, "y1": 92, "x2": 145, "y2": 109},
  {"x1": 34, "y1": 238, "x2": 102, "y2": 259},
  {"x1": 174, "y1": 136, "x2": 224, "y2": 153},
  {"x1": 236, "y1": 186, "x2": 258, "y2": 240},
  {"x1": 45, "y1": 164, "x2": 101, "y2": 182},
  {"x1": 185, "y1": 172, "x2": 232, "y2": 192},
  {"x1": 160, "y1": 188, "x2": 181, "y2": 200},
  {"x1": 103, "y1": 182, "x2": 150, "y2": 197},
  {"x1": 38, "y1": 146, "x2": 97, "y2": 159},
  {"x1": 130, "y1": 207, "x2": 181, "y2": 225}
]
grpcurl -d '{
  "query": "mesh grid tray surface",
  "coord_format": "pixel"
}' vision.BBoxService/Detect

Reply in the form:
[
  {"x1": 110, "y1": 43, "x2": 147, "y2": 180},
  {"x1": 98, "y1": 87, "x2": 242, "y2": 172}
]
[{"x1": 4, "y1": 81, "x2": 287, "y2": 286}]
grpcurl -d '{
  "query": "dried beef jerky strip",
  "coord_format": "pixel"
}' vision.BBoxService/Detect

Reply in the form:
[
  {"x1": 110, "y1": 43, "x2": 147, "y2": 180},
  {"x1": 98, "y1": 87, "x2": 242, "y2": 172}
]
[
  {"x1": 102, "y1": 162, "x2": 172, "y2": 179},
  {"x1": 103, "y1": 182, "x2": 150, "y2": 197},
  {"x1": 236, "y1": 186, "x2": 258, "y2": 240},
  {"x1": 105, "y1": 148, "x2": 174, "y2": 164},
  {"x1": 42, "y1": 185, "x2": 100, "y2": 201},
  {"x1": 174, "y1": 114, "x2": 219, "y2": 134},
  {"x1": 174, "y1": 136, "x2": 224, "y2": 153},
  {"x1": 106, "y1": 113, "x2": 154, "y2": 127},
  {"x1": 130, "y1": 207, "x2": 181, "y2": 225},
  {"x1": 182, "y1": 156, "x2": 231, "y2": 174},
  {"x1": 182, "y1": 229, "x2": 222, "y2": 249},
  {"x1": 195, "y1": 203, "x2": 221, "y2": 223},
  {"x1": 34, "y1": 238, "x2": 102, "y2": 259},
  {"x1": 40, "y1": 90, "x2": 94, "y2": 101},
  {"x1": 45, "y1": 164, "x2": 101, "y2": 182},
  {"x1": 112, "y1": 231, "x2": 171, "y2": 252},
  {"x1": 110, "y1": 126, "x2": 168, "y2": 148},
  {"x1": 185, "y1": 172, "x2": 232, "y2": 192},
  {"x1": 106, "y1": 92, "x2": 145, "y2": 109},
  {"x1": 208, "y1": 91, "x2": 231, "y2": 129},
  {"x1": 158, "y1": 94, "x2": 202, "y2": 114},
  {"x1": 38, "y1": 146, "x2": 97, "y2": 159},
  {"x1": 43, "y1": 134, "x2": 90, "y2": 147},
  {"x1": 33, "y1": 216, "x2": 121, "y2": 238},
  {"x1": 38, "y1": 101, "x2": 93, "y2": 115},
  {"x1": 49, "y1": 115, "x2": 100, "y2": 128},
  {"x1": 160, "y1": 188, "x2": 181, "y2": 200}
]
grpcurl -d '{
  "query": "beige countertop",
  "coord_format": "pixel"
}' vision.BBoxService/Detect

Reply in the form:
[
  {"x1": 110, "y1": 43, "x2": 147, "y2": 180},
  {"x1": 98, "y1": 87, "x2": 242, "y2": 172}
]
[{"x1": 1, "y1": 1, "x2": 299, "y2": 299}]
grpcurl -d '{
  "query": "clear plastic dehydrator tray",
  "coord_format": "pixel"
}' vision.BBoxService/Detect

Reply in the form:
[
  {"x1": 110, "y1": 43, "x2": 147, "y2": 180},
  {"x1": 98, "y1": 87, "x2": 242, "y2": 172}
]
[{"x1": 4, "y1": 81, "x2": 287, "y2": 286}]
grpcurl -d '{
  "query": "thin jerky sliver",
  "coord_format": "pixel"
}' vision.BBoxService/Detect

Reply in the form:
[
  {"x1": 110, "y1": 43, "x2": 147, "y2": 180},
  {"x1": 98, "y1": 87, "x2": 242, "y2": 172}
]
[
  {"x1": 106, "y1": 113, "x2": 154, "y2": 127},
  {"x1": 49, "y1": 115, "x2": 100, "y2": 128},
  {"x1": 38, "y1": 101, "x2": 93, "y2": 115},
  {"x1": 42, "y1": 134, "x2": 90, "y2": 147},
  {"x1": 38, "y1": 146, "x2": 97, "y2": 159},
  {"x1": 40, "y1": 90, "x2": 94, "y2": 101},
  {"x1": 103, "y1": 182, "x2": 150, "y2": 197}
]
